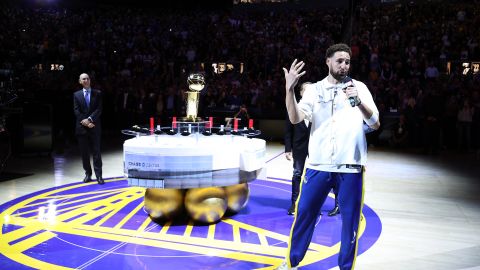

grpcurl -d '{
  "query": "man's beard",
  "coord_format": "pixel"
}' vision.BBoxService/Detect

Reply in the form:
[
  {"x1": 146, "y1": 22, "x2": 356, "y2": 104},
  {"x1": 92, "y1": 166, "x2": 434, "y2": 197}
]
[{"x1": 330, "y1": 69, "x2": 348, "y2": 82}]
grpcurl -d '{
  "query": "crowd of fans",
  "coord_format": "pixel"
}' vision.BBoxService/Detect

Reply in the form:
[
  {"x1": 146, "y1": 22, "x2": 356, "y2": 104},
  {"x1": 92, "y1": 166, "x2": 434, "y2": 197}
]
[
  {"x1": 0, "y1": 0, "x2": 479, "y2": 155},
  {"x1": 350, "y1": 1, "x2": 480, "y2": 155}
]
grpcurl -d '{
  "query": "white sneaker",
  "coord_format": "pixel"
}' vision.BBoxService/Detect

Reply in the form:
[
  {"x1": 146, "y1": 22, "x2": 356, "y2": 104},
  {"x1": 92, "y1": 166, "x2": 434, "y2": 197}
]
[{"x1": 275, "y1": 261, "x2": 298, "y2": 270}]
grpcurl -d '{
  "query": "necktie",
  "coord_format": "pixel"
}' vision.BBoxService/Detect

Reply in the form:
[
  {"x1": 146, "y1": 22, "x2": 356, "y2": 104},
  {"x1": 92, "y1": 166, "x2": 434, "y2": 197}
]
[{"x1": 85, "y1": 90, "x2": 90, "y2": 108}]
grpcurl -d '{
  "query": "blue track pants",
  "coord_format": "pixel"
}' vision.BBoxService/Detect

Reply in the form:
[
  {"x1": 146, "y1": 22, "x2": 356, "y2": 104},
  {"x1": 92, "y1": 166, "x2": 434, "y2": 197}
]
[{"x1": 286, "y1": 168, "x2": 364, "y2": 270}]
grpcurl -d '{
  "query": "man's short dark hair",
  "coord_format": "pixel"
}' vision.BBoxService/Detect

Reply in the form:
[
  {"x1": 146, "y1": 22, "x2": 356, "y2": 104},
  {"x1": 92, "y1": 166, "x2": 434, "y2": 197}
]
[{"x1": 325, "y1": 43, "x2": 352, "y2": 58}]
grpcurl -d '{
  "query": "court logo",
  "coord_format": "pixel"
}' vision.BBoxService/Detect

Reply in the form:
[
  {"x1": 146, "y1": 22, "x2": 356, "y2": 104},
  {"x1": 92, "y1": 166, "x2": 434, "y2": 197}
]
[{"x1": 0, "y1": 177, "x2": 381, "y2": 269}]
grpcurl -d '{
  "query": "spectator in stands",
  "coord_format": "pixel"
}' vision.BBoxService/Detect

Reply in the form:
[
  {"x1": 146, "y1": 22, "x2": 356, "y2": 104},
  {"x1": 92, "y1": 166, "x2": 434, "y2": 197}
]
[
  {"x1": 425, "y1": 62, "x2": 440, "y2": 81},
  {"x1": 422, "y1": 86, "x2": 444, "y2": 155},
  {"x1": 457, "y1": 98, "x2": 474, "y2": 151},
  {"x1": 233, "y1": 104, "x2": 250, "y2": 129},
  {"x1": 390, "y1": 114, "x2": 409, "y2": 148}
]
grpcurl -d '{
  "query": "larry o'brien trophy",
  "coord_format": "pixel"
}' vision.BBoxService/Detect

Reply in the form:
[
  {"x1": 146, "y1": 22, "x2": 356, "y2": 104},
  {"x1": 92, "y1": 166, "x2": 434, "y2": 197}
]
[
  {"x1": 122, "y1": 74, "x2": 265, "y2": 224},
  {"x1": 184, "y1": 73, "x2": 205, "y2": 121}
]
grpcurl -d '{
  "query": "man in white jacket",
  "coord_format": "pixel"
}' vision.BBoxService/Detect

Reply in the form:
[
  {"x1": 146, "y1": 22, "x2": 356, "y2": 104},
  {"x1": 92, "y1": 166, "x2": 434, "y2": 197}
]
[{"x1": 276, "y1": 43, "x2": 380, "y2": 270}]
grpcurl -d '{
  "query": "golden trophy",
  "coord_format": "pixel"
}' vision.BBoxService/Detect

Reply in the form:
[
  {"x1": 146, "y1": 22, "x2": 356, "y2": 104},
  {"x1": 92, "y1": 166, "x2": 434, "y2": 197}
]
[{"x1": 185, "y1": 73, "x2": 205, "y2": 121}]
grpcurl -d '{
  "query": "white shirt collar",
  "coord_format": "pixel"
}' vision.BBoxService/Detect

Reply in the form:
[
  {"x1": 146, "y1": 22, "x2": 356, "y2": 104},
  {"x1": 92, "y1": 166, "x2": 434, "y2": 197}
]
[{"x1": 322, "y1": 78, "x2": 343, "y2": 90}]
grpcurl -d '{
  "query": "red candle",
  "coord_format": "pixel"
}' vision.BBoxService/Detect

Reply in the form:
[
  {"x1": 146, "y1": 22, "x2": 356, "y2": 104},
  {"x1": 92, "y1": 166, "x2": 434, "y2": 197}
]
[
  {"x1": 172, "y1": 116, "x2": 177, "y2": 129},
  {"x1": 150, "y1": 117, "x2": 154, "y2": 134},
  {"x1": 209, "y1": 117, "x2": 213, "y2": 129},
  {"x1": 249, "y1": 119, "x2": 254, "y2": 129},
  {"x1": 234, "y1": 118, "x2": 238, "y2": 131}
]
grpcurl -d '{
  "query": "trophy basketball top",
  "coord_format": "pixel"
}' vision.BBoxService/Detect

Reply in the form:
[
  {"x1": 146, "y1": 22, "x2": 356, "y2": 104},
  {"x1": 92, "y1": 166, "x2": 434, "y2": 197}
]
[{"x1": 187, "y1": 73, "x2": 205, "y2": 92}]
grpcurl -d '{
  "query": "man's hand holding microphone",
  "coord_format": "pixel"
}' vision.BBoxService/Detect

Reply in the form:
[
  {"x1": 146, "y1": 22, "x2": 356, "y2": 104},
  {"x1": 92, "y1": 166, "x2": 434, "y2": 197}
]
[{"x1": 341, "y1": 76, "x2": 361, "y2": 107}]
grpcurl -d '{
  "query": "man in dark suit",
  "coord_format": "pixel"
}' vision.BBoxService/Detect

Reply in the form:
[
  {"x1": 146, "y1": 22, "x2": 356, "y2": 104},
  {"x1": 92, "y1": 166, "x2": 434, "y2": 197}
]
[
  {"x1": 73, "y1": 73, "x2": 104, "y2": 185},
  {"x1": 284, "y1": 82, "x2": 311, "y2": 215}
]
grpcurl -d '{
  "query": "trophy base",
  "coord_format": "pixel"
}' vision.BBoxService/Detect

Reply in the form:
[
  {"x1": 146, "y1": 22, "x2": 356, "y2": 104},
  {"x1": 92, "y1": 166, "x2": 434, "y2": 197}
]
[{"x1": 180, "y1": 117, "x2": 203, "y2": 122}]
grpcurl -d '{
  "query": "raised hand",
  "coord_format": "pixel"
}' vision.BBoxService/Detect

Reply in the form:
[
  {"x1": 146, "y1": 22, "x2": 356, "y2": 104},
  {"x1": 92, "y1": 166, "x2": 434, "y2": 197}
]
[{"x1": 283, "y1": 59, "x2": 306, "y2": 92}]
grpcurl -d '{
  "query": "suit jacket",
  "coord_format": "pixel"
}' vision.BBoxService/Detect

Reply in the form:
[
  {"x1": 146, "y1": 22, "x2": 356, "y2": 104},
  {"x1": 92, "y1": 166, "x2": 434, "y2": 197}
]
[
  {"x1": 73, "y1": 88, "x2": 102, "y2": 136},
  {"x1": 285, "y1": 117, "x2": 310, "y2": 160}
]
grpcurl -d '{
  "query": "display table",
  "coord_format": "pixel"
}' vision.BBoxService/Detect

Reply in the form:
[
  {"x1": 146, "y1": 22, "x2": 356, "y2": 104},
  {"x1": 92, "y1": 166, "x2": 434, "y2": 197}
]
[{"x1": 123, "y1": 133, "x2": 266, "y2": 223}]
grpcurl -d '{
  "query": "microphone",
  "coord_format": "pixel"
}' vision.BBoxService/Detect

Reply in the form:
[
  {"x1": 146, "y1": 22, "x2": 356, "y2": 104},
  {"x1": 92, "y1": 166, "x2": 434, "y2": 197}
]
[{"x1": 341, "y1": 76, "x2": 356, "y2": 107}]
